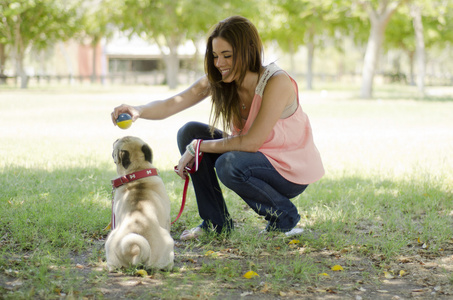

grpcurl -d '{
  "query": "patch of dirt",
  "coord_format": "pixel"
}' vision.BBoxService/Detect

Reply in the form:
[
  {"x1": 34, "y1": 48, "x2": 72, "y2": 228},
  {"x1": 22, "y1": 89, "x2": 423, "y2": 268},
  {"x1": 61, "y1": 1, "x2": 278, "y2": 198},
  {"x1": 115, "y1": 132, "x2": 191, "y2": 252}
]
[{"x1": 2, "y1": 239, "x2": 453, "y2": 299}]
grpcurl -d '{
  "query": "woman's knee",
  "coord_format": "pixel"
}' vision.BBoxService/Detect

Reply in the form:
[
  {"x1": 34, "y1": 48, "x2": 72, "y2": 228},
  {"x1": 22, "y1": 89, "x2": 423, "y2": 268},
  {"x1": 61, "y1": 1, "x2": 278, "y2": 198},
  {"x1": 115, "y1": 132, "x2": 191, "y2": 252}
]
[
  {"x1": 215, "y1": 152, "x2": 244, "y2": 187},
  {"x1": 177, "y1": 122, "x2": 204, "y2": 151}
]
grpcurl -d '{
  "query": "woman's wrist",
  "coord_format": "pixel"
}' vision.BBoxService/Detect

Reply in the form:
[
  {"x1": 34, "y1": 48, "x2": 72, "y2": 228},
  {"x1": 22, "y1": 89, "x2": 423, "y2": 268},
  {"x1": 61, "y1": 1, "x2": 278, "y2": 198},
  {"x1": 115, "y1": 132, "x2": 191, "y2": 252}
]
[
  {"x1": 135, "y1": 105, "x2": 144, "y2": 118},
  {"x1": 186, "y1": 139, "x2": 203, "y2": 156},
  {"x1": 186, "y1": 141, "x2": 196, "y2": 156}
]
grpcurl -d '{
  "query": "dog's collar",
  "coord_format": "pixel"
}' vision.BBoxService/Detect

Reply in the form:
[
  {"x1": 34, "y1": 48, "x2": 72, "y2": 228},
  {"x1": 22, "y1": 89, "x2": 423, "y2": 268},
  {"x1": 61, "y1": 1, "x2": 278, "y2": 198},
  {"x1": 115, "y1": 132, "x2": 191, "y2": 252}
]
[{"x1": 111, "y1": 168, "x2": 159, "y2": 188}]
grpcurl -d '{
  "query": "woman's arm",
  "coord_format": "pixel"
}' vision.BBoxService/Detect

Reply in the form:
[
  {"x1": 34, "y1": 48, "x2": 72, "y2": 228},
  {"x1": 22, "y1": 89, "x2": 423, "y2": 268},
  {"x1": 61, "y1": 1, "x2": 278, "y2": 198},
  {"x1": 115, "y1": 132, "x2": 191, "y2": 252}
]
[
  {"x1": 175, "y1": 72, "x2": 295, "y2": 179},
  {"x1": 111, "y1": 75, "x2": 210, "y2": 124},
  {"x1": 201, "y1": 72, "x2": 295, "y2": 153}
]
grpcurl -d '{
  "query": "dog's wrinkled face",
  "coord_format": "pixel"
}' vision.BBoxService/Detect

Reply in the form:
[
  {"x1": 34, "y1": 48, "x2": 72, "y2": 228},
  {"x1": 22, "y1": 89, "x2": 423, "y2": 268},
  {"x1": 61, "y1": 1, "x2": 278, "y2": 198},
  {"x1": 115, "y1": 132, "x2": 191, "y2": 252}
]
[{"x1": 112, "y1": 136, "x2": 153, "y2": 174}]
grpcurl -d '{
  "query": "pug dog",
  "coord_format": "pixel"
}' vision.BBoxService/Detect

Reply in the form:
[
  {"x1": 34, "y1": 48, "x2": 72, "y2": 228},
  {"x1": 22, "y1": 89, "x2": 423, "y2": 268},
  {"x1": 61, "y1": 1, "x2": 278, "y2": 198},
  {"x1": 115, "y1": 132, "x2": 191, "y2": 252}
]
[{"x1": 105, "y1": 136, "x2": 174, "y2": 271}]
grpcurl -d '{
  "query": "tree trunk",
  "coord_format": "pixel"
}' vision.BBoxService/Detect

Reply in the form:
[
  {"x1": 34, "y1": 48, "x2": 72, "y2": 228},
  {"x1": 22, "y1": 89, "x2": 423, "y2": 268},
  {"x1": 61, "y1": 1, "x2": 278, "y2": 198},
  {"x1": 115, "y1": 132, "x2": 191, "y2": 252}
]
[
  {"x1": 305, "y1": 28, "x2": 315, "y2": 91},
  {"x1": 411, "y1": 4, "x2": 425, "y2": 95},
  {"x1": 12, "y1": 21, "x2": 29, "y2": 89},
  {"x1": 165, "y1": 35, "x2": 180, "y2": 90},
  {"x1": 361, "y1": 24, "x2": 384, "y2": 98},
  {"x1": 360, "y1": 1, "x2": 400, "y2": 99},
  {"x1": 407, "y1": 50, "x2": 415, "y2": 85},
  {"x1": 0, "y1": 43, "x2": 6, "y2": 85},
  {"x1": 16, "y1": 51, "x2": 28, "y2": 89}
]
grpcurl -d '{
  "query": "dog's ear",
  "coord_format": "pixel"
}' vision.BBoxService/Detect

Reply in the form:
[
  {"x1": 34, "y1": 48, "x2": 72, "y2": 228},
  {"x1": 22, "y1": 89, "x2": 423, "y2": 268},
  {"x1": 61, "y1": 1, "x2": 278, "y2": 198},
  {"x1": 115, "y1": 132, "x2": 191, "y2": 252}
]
[
  {"x1": 142, "y1": 144, "x2": 152, "y2": 163},
  {"x1": 119, "y1": 150, "x2": 131, "y2": 169}
]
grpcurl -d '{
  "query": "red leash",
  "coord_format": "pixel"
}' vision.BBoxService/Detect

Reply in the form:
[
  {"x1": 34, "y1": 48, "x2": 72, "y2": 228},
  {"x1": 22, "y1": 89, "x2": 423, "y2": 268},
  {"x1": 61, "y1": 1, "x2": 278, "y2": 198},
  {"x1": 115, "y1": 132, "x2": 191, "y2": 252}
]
[{"x1": 172, "y1": 139, "x2": 203, "y2": 224}]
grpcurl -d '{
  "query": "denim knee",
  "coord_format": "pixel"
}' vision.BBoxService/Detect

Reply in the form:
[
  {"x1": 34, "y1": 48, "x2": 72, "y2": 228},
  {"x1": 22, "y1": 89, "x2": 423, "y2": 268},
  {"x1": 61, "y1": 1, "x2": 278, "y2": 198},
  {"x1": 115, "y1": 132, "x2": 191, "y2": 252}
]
[
  {"x1": 177, "y1": 121, "x2": 201, "y2": 153},
  {"x1": 215, "y1": 152, "x2": 240, "y2": 187}
]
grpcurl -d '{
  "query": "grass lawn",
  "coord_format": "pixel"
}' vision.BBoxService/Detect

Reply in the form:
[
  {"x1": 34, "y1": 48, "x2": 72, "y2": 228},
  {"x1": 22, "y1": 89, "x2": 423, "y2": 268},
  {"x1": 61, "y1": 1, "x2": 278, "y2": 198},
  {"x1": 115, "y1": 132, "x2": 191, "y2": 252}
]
[{"x1": 1, "y1": 83, "x2": 452, "y2": 299}]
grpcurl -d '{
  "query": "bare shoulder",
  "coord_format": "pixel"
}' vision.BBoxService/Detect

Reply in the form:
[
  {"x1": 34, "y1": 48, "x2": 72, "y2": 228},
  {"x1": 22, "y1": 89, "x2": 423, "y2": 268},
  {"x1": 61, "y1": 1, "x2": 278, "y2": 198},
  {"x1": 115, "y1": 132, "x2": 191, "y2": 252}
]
[{"x1": 263, "y1": 70, "x2": 294, "y2": 98}]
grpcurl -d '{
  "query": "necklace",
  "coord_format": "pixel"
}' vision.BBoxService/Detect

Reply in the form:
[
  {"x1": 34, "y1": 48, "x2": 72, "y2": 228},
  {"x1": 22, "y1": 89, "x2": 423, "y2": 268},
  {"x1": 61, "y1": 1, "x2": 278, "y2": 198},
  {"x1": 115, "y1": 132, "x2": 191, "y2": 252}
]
[{"x1": 241, "y1": 103, "x2": 246, "y2": 110}]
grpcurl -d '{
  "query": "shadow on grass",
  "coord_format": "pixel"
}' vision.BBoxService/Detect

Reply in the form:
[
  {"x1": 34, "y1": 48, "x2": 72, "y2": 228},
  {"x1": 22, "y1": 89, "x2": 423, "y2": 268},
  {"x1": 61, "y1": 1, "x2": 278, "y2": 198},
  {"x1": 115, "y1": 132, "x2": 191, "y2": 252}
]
[
  {"x1": 1, "y1": 166, "x2": 453, "y2": 299},
  {"x1": 0, "y1": 165, "x2": 114, "y2": 252}
]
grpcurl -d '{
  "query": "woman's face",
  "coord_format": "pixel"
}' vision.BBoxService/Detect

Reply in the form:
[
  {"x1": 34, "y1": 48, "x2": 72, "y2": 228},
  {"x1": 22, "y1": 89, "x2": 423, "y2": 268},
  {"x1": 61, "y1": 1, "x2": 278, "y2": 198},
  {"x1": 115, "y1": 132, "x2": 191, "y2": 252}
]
[{"x1": 212, "y1": 37, "x2": 235, "y2": 83}]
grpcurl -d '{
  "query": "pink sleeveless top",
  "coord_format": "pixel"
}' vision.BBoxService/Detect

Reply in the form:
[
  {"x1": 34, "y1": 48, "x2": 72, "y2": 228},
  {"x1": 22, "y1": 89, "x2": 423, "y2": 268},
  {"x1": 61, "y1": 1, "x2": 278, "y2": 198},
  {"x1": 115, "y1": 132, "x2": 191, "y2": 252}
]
[{"x1": 232, "y1": 63, "x2": 324, "y2": 184}]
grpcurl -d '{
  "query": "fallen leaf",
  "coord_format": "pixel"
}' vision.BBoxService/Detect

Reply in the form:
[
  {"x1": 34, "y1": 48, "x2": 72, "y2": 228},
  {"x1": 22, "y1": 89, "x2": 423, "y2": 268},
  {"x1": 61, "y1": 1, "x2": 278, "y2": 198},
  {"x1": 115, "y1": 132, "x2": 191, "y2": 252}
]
[
  {"x1": 399, "y1": 270, "x2": 407, "y2": 277},
  {"x1": 204, "y1": 250, "x2": 216, "y2": 256},
  {"x1": 288, "y1": 239, "x2": 300, "y2": 245},
  {"x1": 417, "y1": 237, "x2": 422, "y2": 244},
  {"x1": 331, "y1": 265, "x2": 344, "y2": 271},
  {"x1": 75, "y1": 264, "x2": 84, "y2": 269},
  {"x1": 103, "y1": 222, "x2": 111, "y2": 231},
  {"x1": 318, "y1": 273, "x2": 330, "y2": 278},
  {"x1": 383, "y1": 271, "x2": 394, "y2": 279},
  {"x1": 260, "y1": 283, "x2": 270, "y2": 293},
  {"x1": 243, "y1": 271, "x2": 259, "y2": 279},
  {"x1": 135, "y1": 269, "x2": 148, "y2": 277}
]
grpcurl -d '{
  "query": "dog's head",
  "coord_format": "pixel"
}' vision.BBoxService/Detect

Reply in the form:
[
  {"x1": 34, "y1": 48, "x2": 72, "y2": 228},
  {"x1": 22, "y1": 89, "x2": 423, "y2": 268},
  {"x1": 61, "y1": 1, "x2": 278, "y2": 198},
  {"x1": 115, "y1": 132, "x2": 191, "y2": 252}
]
[{"x1": 112, "y1": 136, "x2": 153, "y2": 175}]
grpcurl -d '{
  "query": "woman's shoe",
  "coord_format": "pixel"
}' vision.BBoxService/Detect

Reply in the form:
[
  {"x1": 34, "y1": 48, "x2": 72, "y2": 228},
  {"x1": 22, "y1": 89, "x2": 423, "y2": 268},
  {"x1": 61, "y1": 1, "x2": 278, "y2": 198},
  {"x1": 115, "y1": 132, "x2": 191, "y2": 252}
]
[
  {"x1": 180, "y1": 226, "x2": 204, "y2": 240},
  {"x1": 259, "y1": 227, "x2": 305, "y2": 237},
  {"x1": 284, "y1": 227, "x2": 304, "y2": 237}
]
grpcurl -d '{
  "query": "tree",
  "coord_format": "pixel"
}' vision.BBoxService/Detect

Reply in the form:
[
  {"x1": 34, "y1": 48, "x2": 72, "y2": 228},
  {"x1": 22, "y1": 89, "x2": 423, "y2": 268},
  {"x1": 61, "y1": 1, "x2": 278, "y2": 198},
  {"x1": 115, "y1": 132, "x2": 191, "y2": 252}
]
[
  {"x1": 115, "y1": 0, "x2": 261, "y2": 89},
  {"x1": 264, "y1": 0, "x2": 352, "y2": 90},
  {"x1": 114, "y1": 0, "x2": 215, "y2": 89},
  {"x1": 80, "y1": 0, "x2": 119, "y2": 84},
  {"x1": 384, "y1": 0, "x2": 453, "y2": 90},
  {"x1": 358, "y1": 0, "x2": 404, "y2": 99},
  {"x1": 0, "y1": 0, "x2": 81, "y2": 88}
]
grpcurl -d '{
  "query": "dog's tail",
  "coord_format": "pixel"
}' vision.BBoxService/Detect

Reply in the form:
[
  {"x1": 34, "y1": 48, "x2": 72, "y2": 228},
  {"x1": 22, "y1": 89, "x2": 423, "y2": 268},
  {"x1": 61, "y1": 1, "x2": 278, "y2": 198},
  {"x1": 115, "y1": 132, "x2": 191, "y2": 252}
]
[{"x1": 120, "y1": 233, "x2": 151, "y2": 266}]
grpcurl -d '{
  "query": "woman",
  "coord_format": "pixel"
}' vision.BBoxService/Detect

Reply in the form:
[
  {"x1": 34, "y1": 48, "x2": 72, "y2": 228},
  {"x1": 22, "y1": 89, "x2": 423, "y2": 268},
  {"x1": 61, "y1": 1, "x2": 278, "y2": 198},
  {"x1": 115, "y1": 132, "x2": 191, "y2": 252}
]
[{"x1": 111, "y1": 16, "x2": 324, "y2": 240}]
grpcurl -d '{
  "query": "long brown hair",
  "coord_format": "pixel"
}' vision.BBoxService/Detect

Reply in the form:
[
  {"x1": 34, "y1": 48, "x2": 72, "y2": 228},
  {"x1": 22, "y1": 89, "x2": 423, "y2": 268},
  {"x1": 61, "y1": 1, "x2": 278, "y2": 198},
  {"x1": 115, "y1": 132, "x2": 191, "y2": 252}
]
[{"x1": 205, "y1": 16, "x2": 264, "y2": 135}]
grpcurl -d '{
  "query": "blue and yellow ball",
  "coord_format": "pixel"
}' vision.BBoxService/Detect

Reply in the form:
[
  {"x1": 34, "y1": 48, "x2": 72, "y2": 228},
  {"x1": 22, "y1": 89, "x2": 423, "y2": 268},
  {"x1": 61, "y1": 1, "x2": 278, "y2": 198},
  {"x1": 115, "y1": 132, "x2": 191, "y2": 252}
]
[{"x1": 116, "y1": 113, "x2": 132, "y2": 129}]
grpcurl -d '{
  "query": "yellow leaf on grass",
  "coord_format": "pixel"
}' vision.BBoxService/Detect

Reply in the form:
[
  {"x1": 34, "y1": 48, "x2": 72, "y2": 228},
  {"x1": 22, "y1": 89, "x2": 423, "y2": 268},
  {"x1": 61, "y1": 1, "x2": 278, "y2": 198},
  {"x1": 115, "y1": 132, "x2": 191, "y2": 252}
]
[
  {"x1": 331, "y1": 265, "x2": 344, "y2": 271},
  {"x1": 103, "y1": 222, "x2": 112, "y2": 231},
  {"x1": 288, "y1": 239, "x2": 300, "y2": 245},
  {"x1": 383, "y1": 271, "x2": 394, "y2": 279},
  {"x1": 243, "y1": 271, "x2": 259, "y2": 279},
  {"x1": 318, "y1": 273, "x2": 330, "y2": 278},
  {"x1": 136, "y1": 269, "x2": 148, "y2": 277},
  {"x1": 204, "y1": 250, "x2": 216, "y2": 256},
  {"x1": 399, "y1": 270, "x2": 407, "y2": 277},
  {"x1": 417, "y1": 237, "x2": 422, "y2": 244}
]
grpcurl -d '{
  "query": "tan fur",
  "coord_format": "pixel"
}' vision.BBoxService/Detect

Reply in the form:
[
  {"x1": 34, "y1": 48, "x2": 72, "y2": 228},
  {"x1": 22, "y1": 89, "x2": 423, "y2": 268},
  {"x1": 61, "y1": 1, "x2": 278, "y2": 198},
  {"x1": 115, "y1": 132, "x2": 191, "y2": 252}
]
[{"x1": 105, "y1": 136, "x2": 174, "y2": 271}]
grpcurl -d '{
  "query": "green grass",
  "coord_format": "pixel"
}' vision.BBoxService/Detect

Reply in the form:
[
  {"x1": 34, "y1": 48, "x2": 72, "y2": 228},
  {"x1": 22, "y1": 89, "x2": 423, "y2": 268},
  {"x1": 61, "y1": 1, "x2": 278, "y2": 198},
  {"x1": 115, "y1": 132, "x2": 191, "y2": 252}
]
[{"x1": 1, "y1": 83, "x2": 452, "y2": 299}]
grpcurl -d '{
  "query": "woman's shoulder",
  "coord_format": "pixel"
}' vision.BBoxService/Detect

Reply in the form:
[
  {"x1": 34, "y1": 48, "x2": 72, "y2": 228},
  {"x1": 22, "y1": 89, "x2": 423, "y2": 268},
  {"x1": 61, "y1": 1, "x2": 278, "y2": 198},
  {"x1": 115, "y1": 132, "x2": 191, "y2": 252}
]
[{"x1": 256, "y1": 63, "x2": 291, "y2": 97}]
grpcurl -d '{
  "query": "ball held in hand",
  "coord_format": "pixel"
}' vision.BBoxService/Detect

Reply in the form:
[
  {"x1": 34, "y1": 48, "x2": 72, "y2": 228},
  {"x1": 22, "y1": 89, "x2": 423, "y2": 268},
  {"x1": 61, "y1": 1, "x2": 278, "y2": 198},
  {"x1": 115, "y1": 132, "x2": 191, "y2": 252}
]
[{"x1": 116, "y1": 113, "x2": 132, "y2": 129}]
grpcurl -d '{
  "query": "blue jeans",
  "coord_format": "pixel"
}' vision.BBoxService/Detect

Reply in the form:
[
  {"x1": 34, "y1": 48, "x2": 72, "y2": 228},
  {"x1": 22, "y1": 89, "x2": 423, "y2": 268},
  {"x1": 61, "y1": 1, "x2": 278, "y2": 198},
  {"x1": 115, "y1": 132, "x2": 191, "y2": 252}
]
[{"x1": 177, "y1": 121, "x2": 308, "y2": 234}]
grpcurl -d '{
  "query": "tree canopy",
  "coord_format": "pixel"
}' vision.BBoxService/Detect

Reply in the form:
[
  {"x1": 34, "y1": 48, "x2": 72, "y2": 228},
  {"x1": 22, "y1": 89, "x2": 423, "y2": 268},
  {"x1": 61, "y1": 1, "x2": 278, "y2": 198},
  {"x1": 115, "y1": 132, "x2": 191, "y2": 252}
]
[{"x1": 1, "y1": 0, "x2": 452, "y2": 94}]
